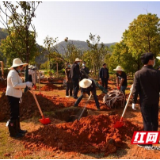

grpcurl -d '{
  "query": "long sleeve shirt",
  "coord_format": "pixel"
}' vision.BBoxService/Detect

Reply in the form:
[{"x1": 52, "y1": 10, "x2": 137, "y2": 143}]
[{"x1": 132, "y1": 65, "x2": 160, "y2": 106}]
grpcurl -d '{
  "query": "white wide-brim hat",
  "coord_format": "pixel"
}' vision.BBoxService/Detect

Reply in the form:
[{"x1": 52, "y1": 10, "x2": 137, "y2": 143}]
[
  {"x1": 75, "y1": 58, "x2": 82, "y2": 62},
  {"x1": 113, "y1": 66, "x2": 124, "y2": 71},
  {"x1": 8, "y1": 58, "x2": 28, "y2": 70},
  {"x1": 79, "y1": 78, "x2": 92, "y2": 88},
  {"x1": 156, "y1": 56, "x2": 160, "y2": 60}
]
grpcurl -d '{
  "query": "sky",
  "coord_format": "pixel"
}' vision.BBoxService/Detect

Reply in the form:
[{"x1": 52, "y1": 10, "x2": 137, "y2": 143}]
[{"x1": 1, "y1": 1, "x2": 160, "y2": 46}]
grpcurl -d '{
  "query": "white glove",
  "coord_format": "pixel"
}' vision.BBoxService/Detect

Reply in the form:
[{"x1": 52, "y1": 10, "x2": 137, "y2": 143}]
[
  {"x1": 132, "y1": 103, "x2": 136, "y2": 110},
  {"x1": 26, "y1": 81, "x2": 32, "y2": 88}
]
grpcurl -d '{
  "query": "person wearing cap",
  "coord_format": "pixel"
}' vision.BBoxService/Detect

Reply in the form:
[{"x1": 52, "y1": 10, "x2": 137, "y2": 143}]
[
  {"x1": 132, "y1": 52, "x2": 160, "y2": 150},
  {"x1": 113, "y1": 66, "x2": 127, "y2": 95},
  {"x1": 74, "y1": 78, "x2": 100, "y2": 110},
  {"x1": 71, "y1": 58, "x2": 82, "y2": 99},
  {"x1": 99, "y1": 63, "x2": 109, "y2": 89},
  {"x1": 6, "y1": 58, "x2": 32, "y2": 138},
  {"x1": 80, "y1": 61, "x2": 89, "y2": 80},
  {"x1": 65, "y1": 62, "x2": 73, "y2": 97}
]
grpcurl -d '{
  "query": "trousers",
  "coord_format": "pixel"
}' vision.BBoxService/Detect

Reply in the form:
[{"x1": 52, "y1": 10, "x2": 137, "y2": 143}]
[
  {"x1": 66, "y1": 81, "x2": 73, "y2": 96},
  {"x1": 101, "y1": 78, "x2": 108, "y2": 89},
  {"x1": 72, "y1": 78, "x2": 79, "y2": 98}
]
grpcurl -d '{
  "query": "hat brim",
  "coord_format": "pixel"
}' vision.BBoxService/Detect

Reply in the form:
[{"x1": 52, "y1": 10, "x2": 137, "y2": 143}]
[
  {"x1": 156, "y1": 56, "x2": 160, "y2": 60},
  {"x1": 79, "y1": 79, "x2": 92, "y2": 88},
  {"x1": 113, "y1": 69, "x2": 123, "y2": 71},
  {"x1": 75, "y1": 59, "x2": 82, "y2": 62},
  {"x1": 8, "y1": 63, "x2": 28, "y2": 70}
]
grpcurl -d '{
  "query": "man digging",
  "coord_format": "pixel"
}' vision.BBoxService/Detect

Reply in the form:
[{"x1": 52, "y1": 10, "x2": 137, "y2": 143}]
[{"x1": 74, "y1": 78, "x2": 100, "y2": 110}]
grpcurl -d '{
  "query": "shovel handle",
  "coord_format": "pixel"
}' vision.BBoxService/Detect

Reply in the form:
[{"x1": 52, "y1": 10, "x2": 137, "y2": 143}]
[
  {"x1": 31, "y1": 89, "x2": 44, "y2": 117},
  {"x1": 121, "y1": 84, "x2": 133, "y2": 118}
]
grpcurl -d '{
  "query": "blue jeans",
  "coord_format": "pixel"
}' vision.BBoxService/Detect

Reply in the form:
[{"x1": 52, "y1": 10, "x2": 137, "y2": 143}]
[
  {"x1": 74, "y1": 90, "x2": 100, "y2": 109},
  {"x1": 120, "y1": 86, "x2": 127, "y2": 95}
]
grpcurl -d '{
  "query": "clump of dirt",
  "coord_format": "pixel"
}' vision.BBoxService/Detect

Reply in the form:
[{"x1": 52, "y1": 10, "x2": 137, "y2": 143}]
[
  {"x1": 41, "y1": 84, "x2": 64, "y2": 91},
  {"x1": 22, "y1": 114, "x2": 142, "y2": 156}
]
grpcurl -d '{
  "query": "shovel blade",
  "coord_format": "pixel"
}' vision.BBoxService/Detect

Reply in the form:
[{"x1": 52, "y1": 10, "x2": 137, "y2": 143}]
[
  {"x1": 114, "y1": 121, "x2": 124, "y2": 128},
  {"x1": 39, "y1": 117, "x2": 51, "y2": 125},
  {"x1": 114, "y1": 117, "x2": 124, "y2": 128}
]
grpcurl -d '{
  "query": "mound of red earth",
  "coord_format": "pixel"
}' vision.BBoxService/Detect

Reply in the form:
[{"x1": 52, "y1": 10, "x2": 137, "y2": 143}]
[
  {"x1": 22, "y1": 114, "x2": 142, "y2": 156},
  {"x1": 0, "y1": 81, "x2": 6, "y2": 91},
  {"x1": 0, "y1": 92, "x2": 71, "y2": 121},
  {"x1": 41, "y1": 83, "x2": 64, "y2": 91}
]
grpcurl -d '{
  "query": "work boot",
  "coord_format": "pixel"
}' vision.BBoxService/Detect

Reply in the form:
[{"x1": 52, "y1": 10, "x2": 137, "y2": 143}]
[
  {"x1": 8, "y1": 120, "x2": 24, "y2": 138},
  {"x1": 16, "y1": 118, "x2": 27, "y2": 134}
]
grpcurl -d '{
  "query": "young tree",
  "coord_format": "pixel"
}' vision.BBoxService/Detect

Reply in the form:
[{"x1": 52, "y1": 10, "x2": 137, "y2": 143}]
[
  {"x1": 86, "y1": 33, "x2": 108, "y2": 76},
  {"x1": 0, "y1": 1, "x2": 41, "y2": 83}
]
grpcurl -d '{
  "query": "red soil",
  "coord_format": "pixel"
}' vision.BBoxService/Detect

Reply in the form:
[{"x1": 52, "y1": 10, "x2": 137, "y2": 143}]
[
  {"x1": 40, "y1": 83, "x2": 64, "y2": 91},
  {"x1": 22, "y1": 114, "x2": 142, "y2": 156}
]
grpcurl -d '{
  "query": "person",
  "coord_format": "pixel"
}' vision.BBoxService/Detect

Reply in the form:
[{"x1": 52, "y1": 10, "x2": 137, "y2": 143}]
[
  {"x1": 71, "y1": 58, "x2": 82, "y2": 99},
  {"x1": 65, "y1": 62, "x2": 73, "y2": 97},
  {"x1": 80, "y1": 61, "x2": 89, "y2": 80},
  {"x1": 99, "y1": 63, "x2": 109, "y2": 89},
  {"x1": 28, "y1": 65, "x2": 37, "y2": 89},
  {"x1": 132, "y1": 52, "x2": 160, "y2": 150},
  {"x1": 113, "y1": 66, "x2": 127, "y2": 95},
  {"x1": 6, "y1": 58, "x2": 32, "y2": 138},
  {"x1": 74, "y1": 78, "x2": 100, "y2": 110}
]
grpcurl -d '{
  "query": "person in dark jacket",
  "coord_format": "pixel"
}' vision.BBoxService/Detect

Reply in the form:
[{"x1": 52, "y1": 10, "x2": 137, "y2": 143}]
[
  {"x1": 70, "y1": 58, "x2": 82, "y2": 99},
  {"x1": 132, "y1": 52, "x2": 160, "y2": 150},
  {"x1": 65, "y1": 62, "x2": 73, "y2": 97},
  {"x1": 99, "y1": 63, "x2": 109, "y2": 89},
  {"x1": 81, "y1": 61, "x2": 89, "y2": 80},
  {"x1": 74, "y1": 78, "x2": 100, "y2": 110}
]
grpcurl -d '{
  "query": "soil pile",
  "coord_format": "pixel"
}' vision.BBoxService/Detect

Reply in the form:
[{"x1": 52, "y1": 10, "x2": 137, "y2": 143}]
[
  {"x1": 22, "y1": 114, "x2": 141, "y2": 156},
  {"x1": 41, "y1": 84, "x2": 64, "y2": 91},
  {"x1": 0, "y1": 92, "x2": 67, "y2": 121}
]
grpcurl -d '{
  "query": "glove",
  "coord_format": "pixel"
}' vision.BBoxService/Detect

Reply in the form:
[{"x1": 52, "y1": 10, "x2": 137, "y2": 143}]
[
  {"x1": 33, "y1": 84, "x2": 37, "y2": 90},
  {"x1": 26, "y1": 81, "x2": 32, "y2": 88},
  {"x1": 132, "y1": 103, "x2": 136, "y2": 110},
  {"x1": 117, "y1": 86, "x2": 120, "y2": 90}
]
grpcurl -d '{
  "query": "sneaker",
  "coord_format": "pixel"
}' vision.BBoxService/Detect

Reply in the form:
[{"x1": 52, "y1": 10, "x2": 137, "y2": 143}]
[{"x1": 66, "y1": 96, "x2": 70, "y2": 98}]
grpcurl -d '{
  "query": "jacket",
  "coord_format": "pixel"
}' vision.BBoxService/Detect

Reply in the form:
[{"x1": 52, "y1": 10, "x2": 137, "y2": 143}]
[
  {"x1": 99, "y1": 67, "x2": 109, "y2": 79},
  {"x1": 132, "y1": 65, "x2": 160, "y2": 106},
  {"x1": 71, "y1": 63, "x2": 81, "y2": 79},
  {"x1": 6, "y1": 69, "x2": 26, "y2": 98}
]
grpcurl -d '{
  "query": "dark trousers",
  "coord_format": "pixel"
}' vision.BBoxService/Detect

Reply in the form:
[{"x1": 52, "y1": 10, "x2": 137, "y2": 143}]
[
  {"x1": 66, "y1": 81, "x2": 73, "y2": 96},
  {"x1": 7, "y1": 96, "x2": 20, "y2": 120},
  {"x1": 72, "y1": 78, "x2": 79, "y2": 98},
  {"x1": 101, "y1": 78, "x2": 108, "y2": 89},
  {"x1": 74, "y1": 90, "x2": 100, "y2": 109},
  {"x1": 140, "y1": 104, "x2": 159, "y2": 131}
]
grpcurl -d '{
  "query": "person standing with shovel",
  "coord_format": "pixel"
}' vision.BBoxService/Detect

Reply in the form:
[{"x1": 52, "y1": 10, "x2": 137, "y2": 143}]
[
  {"x1": 132, "y1": 52, "x2": 160, "y2": 150},
  {"x1": 74, "y1": 78, "x2": 100, "y2": 110},
  {"x1": 6, "y1": 58, "x2": 32, "y2": 138}
]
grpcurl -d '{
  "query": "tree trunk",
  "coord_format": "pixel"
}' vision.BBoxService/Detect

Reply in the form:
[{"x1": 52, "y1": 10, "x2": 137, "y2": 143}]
[{"x1": 57, "y1": 62, "x2": 58, "y2": 77}]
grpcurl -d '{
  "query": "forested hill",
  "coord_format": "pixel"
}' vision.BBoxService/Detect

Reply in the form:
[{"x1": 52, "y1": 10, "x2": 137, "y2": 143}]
[{"x1": 54, "y1": 40, "x2": 116, "y2": 54}]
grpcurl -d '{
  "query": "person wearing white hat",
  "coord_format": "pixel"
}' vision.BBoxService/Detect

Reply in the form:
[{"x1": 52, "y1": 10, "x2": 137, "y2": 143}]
[
  {"x1": 113, "y1": 66, "x2": 127, "y2": 95},
  {"x1": 6, "y1": 58, "x2": 32, "y2": 138},
  {"x1": 70, "y1": 58, "x2": 82, "y2": 99},
  {"x1": 74, "y1": 78, "x2": 100, "y2": 110}
]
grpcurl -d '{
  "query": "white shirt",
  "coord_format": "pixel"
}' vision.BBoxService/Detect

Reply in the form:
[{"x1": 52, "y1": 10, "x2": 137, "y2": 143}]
[{"x1": 6, "y1": 69, "x2": 26, "y2": 98}]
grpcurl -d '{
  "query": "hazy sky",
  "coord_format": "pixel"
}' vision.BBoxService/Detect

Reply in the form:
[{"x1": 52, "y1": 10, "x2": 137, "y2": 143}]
[{"x1": 1, "y1": 1, "x2": 160, "y2": 46}]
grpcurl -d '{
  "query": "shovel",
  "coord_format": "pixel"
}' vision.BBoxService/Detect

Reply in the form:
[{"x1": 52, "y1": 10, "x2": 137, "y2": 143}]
[
  {"x1": 114, "y1": 85, "x2": 133, "y2": 128},
  {"x1": 31, "y1": 89, "x2": 51, "y2": 125},
  {"x1": 77, "y1": 94, "x2": 92, "y2": 120}
]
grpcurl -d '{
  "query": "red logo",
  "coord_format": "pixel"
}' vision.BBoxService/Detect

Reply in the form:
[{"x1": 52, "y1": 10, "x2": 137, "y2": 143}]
[{"x1": 131, "y1": 131, "x2": 160, "y2": 144}]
